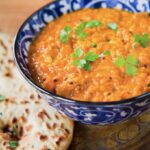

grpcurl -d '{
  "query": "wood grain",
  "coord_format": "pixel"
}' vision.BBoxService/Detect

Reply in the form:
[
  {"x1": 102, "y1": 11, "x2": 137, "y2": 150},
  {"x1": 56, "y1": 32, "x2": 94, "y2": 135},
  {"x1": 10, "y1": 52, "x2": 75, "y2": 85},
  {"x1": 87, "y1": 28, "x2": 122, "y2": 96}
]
[{"x1": 0, "y1": 0, "x2": 51, "y2": 37}]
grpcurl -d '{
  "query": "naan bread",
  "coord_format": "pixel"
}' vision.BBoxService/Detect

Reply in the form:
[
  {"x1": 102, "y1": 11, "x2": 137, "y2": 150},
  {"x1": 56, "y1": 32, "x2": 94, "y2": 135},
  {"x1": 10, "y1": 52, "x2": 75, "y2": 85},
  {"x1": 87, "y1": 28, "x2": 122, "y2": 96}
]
[
  {"x1": 0, "y1": 98, "x2": 73, "y2": 150},
  {"x1": 0, "y1": 33, "x2": 40, "y2": 102},
  {"x1": 0, "y1": 33, "x2": 74, "y2": 150}
]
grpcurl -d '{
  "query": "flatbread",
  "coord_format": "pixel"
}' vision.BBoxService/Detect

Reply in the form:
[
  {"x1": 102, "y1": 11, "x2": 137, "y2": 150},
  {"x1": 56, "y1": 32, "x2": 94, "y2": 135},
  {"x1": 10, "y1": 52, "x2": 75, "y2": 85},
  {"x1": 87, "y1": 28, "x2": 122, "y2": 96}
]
[
  {"x1": 0, "y1": 33, "x2": 74, "y2": 150},
  {"x1": 0, "y1": 98, "x2": 73, "y2": 150},
  {"x1": 0, "y1": 33, "x2": 40, "y2": 102}
]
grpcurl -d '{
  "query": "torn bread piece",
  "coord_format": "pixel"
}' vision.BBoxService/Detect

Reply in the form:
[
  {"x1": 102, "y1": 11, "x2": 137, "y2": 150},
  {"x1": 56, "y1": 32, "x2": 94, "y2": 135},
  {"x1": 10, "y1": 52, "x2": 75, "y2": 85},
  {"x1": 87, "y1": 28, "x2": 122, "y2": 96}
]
[{"x1": 0, "y1": 33, "x2": 73, "y2": 150}]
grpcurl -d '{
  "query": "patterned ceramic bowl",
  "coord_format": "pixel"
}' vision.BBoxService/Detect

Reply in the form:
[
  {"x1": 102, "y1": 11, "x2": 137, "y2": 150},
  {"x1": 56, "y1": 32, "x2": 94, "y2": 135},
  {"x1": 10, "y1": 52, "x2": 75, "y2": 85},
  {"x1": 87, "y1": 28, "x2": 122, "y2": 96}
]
[{"x1": 14, "y1": 0, "x2": 150, "y2": 125}]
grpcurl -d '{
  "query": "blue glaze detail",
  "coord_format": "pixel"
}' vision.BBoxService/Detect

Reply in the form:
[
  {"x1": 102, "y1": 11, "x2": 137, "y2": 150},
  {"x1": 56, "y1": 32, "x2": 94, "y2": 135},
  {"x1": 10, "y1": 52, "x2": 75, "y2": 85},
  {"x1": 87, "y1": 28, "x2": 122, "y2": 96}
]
[{"x1": 14, "y1": 0, "x2": 150, "y2": 125}]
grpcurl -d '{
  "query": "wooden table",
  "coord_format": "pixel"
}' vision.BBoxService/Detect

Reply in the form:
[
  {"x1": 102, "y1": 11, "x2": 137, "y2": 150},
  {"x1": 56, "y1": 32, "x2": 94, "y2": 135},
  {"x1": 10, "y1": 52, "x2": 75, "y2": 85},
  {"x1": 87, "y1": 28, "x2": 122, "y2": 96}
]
[{"x1": 0, "y1": 0, "x2": 50, "y2": 37}]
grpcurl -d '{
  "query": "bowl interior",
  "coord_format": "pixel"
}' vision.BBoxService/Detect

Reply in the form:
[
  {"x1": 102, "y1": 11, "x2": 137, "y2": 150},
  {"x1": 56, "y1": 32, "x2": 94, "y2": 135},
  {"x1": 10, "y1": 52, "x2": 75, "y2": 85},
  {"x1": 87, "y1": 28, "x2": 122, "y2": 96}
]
[{"x1": 14, "y1": 0, "x2": 150, "y2": 103}]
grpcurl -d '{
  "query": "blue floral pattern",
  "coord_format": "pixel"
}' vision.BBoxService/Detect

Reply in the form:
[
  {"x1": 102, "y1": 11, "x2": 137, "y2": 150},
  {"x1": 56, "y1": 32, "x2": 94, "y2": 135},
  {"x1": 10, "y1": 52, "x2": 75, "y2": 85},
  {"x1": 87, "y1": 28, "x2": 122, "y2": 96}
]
[{"x1": 14, "y1": 0, "x2": 150, "y2": 125}]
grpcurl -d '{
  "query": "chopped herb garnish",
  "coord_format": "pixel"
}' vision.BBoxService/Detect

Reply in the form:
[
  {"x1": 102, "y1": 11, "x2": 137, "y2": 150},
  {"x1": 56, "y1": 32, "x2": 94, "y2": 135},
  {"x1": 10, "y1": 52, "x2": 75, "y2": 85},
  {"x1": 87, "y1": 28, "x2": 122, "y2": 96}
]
[
  {"x1": 75, "y1": 22, "x2": 87, "y2": 40},
  {"x1": 114, "y1": 55, "x2": 125, "y2": 67},
  {"x1": 72, "y1": 49, "x2": 111, "y2": 71},
  {"x1": 84, "y1": 50, "x2": 99, "y2": 62},
  {"x1": 126, "y1": 54, "x2": 139, "y2": 76},
  {"x1": 60, "y1": 26, "x2": 71, "y2": 43},
  {"x1": 76, "y1": 22, "x2": 87, "y2": 33},
  {"x1": 107, "y1": 22, "x2": 118, "y2": 31},
  {"x1": 86, "y1": 20, "x2": 102, "y2": 28},
  {"x1": 73, "y1": 59, "x2": 86, "y2": 68},
  {"x1": 78, "y1": 32, "x2": 88, "y2": 40},
  {"x1": 99, "y1": 50, "x2": 111, "y2": 58},
  {"x1": 134, "y1": 33, "x2": 150, "y2": 48},
  {"x1": 76, "y1": 20, "x2": 102, "y2": 39},
  {"x1": 9, "y1": 141, "x2": 18, "y2": 149},
  {"x1": 90, "y1": 43, "x2": 97, "y2": 48},
  {"x1": 126, "y1": 54, "x2": 139, "y2": 66},
  {"x1": 114, "y1": 54, "x2": 139, "y2": 76},
  {"x1": 83, "y1": 61, "x2": 91, "y2": 71},
  {"x1": 103, "y1": 50, "x2": 111, "y2": 56},
  {"x1": 71, "y1": 48, "x2": 83, "y2": 58},
  {"x1": 0, "y1": 95, "x2": 5, "y2": 101},
  {"x1": 125, "y1": 63, "x2": 138, "y2": 76}
]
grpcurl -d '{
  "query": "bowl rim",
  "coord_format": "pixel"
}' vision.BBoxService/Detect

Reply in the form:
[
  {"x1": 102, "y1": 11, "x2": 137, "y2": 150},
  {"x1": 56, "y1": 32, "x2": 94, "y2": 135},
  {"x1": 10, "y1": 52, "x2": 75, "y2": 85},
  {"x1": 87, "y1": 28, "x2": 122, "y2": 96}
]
[{"x1": 14, "y1": 0, "x2": 150, "y2": 106}]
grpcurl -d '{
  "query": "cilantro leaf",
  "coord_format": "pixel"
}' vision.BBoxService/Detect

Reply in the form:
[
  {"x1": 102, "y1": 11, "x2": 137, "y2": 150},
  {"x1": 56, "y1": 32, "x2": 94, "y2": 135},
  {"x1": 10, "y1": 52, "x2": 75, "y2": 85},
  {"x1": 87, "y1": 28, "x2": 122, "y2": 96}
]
[
  {"x1": 64, "y1": 26, "x2": 71, "y2": 33},
  {"x1": 114, "y1": 54, "x2": 139, "y2": 76},
  {"x1": 125, "y1": 63, "x2": 138, "y2": 76},
  {"x1": 73, "y1": 59, "x2": 86, "y2": 68},
  {"x1": 9, "y1": 141, "x2": 18, "y2": 149},
  {"x1": 99, "y1": 50, "x2": 111, "y2": 58},
  {"x1": 103, "y1": 50, "x2": 111, "y2": 56},
  {"x1": 90, "y1": 43, "x2": 97, "y2": 48},
  {"x1": 107, "y1": 22, "x2": 118, "y2": 31},
  {"x1": 83, "y1": 61, "x2": 91, "y2": 71},
  {"x1": 134, "y1": 33, "x2": 150, "y2": 48},
  {"x1": 84, "y1": 50, "x2": 99, "y2": 62},
  {"x1": 86, "y1": 20, "x2": 102, "y2": 28},
  {"x1": 78, "y1": 32, "x2": 88, "y2": 40},
  {"x1": 76, "y1": 20, "x2": 102, "y2": 40},
  {"x1": 60, "y1": 26, "x2": 71, "y2": 43},
  {"x1": 75, "y1": 22, "x2": 87, "y2": 40},
  {"x1": 71, "y1": 48, "x2": 83, "y2": 58},
  {"x1": 0, "y1": 95, "x2": 5, "y2": 102},
  {"x1": 125, "y1": 54, "x2": 139, "y2": 76},
  {"x1": 75, "y1": 22, "x2": 87, "y2": 33},
  {"x1": 114, "y1": 55, "x2": 125, "y2": 67},
  {"x1": 126, "y1": 54, "x2": 139, "y2": 66}
]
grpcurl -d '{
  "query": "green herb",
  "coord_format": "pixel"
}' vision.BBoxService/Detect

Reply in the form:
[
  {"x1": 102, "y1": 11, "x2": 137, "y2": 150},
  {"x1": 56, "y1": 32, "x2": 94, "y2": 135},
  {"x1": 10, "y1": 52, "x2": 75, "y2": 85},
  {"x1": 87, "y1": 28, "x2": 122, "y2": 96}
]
[
  {"x1": 76, "y1": 20, "x2": 102, "y2": 40},
  {"x1": 114, "y1": 54, "x2": 139, "y2": 76},
  {"x1": 0, "y1": 95, "x2": 5, "y2": 101},
  {"x1": 125, "y1": 54, "x2": 139, "y2": 76},
  {"x1": 9, "y1": 141, "x2": 18, "y2": 149},
  {"x1": 72, "y1": 48, "x2": 111, "y2": 71},
  {"x1": 114, "y1": 55, "x2": 125, "y2": 67},
  {"x1": 78, "y1": 32, "x2": 88, "y2": 40},
  {"x1": 72, "y1": 49, "x2": 99, "y2": 71},
  {"x1": 73, "y1": 59, "x2": 86, "y2": 68},
  {"x1": 147, "y1": 83, "x2": 150, "y2": 87},
  {"x1": 60, "y1": 26, "x2": 71, "y2": 43},
  {"x1": 103, "y1": 50, "x2": 111, "y2": 56},
  {"x1": 71, "y1": 48, "x2": 83, "y2": 58},
  {"x1": 75, "y1": 22, "x2": 87, "y2": 40},
  {"x1": 99, "y1": 50, "x2": 111, "y2": 58},
  {"x1": 125, "y1": 63, "x2": 138, "y2": 76},
  {"x1": 90, "y1": 43, "x2": 97, "y2": 48},
  {"x1": 134, "y1": 33, "x2": 150, "y2": 48},
  {"x1": 76, "y1": 22, "x2": 87, "y2": 33},
  {"x1": 107, "y1": 22, "x2": 118, "y2": 31},
  {"x1": 86, "y1": 20, "x2": 102, "y2": 28},
  {"x1": 84, "y1": 50, "x2": 99, "y2": 62},
  {"x1": 126, "y1": 54, "x2": 139, "y2": 66},
  {"x1": 83, "y1": 61, "x2": 91, "y2": 71}
]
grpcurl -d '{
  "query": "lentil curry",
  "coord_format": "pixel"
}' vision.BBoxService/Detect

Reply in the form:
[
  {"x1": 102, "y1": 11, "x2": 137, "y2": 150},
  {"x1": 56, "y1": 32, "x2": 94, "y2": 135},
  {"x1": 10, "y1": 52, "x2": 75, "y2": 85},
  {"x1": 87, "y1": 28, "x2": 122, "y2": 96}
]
[{"x1": 28, "y1": 8, "x2": 150, "y2": 102}]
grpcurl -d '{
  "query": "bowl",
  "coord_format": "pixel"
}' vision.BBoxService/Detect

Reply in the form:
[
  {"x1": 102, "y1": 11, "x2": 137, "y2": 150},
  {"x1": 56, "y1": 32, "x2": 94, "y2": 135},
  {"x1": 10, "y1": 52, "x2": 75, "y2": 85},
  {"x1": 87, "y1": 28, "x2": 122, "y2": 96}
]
[{"x1": 14, "y1": 0, "x2": 150, "y2": 125}]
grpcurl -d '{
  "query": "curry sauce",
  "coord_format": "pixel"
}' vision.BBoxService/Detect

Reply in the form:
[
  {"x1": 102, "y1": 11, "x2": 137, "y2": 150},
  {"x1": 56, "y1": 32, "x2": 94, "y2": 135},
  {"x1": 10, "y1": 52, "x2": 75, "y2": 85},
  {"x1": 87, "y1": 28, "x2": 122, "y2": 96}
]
[{"x1": 28, "y1": 8, "x2": 150, "y2": 102}]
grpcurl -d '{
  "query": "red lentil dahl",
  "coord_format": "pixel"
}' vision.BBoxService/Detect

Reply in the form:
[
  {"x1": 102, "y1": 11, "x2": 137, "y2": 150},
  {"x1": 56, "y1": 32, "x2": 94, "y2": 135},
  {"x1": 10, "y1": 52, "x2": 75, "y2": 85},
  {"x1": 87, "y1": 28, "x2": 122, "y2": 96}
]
[{"x1": 28, "y1": 8, "x2": 150, "y2": 102}]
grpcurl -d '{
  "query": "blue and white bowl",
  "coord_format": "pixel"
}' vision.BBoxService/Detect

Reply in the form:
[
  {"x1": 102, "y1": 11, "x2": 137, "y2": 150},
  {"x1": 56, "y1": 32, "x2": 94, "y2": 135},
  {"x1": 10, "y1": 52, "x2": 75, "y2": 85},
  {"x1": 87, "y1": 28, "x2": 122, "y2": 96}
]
[{"x1": 14, "y1": 0, "x2": 150, "y2": 125}]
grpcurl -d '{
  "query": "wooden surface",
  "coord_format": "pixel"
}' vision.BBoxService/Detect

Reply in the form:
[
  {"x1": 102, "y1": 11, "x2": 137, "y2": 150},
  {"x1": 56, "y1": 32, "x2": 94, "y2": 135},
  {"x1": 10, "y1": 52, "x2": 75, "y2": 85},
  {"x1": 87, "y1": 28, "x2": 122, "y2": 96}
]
[{"x1": 0, "y1": 0, "x2": 51, "y2": 37}]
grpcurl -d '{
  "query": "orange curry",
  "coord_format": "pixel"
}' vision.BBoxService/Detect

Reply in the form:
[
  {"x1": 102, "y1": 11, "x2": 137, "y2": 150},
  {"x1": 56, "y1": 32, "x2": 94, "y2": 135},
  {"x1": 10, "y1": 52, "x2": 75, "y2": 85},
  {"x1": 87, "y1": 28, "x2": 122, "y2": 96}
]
[{"x1": 28, "y1": 8, "x2": 150, "y2": 102}]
